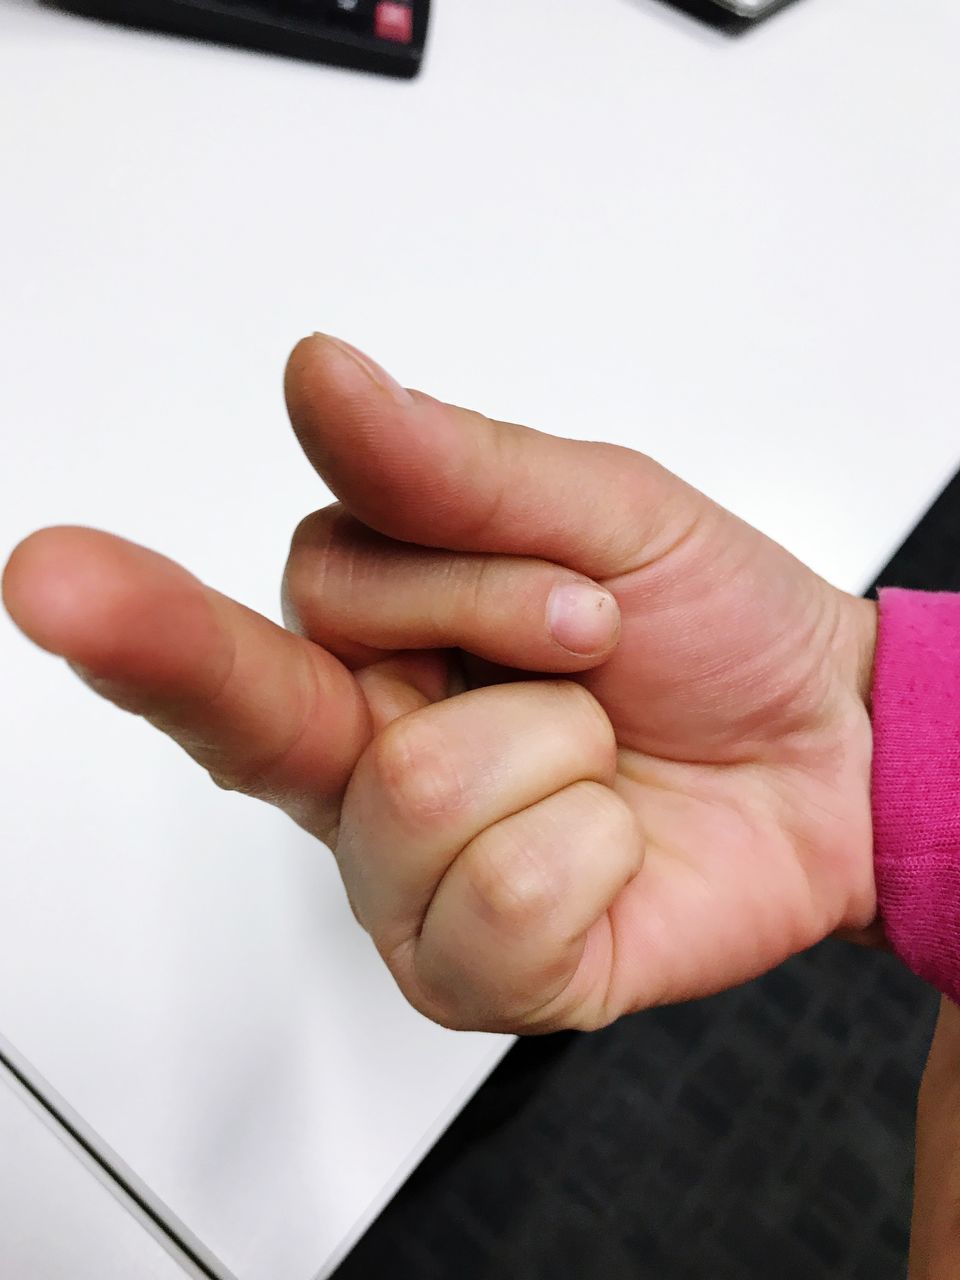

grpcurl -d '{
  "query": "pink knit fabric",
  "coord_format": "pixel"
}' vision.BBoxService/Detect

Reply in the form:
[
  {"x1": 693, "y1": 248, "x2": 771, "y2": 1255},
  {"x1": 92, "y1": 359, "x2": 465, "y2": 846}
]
[{"x1": 872, "y1": 588, "x2": 960, "y2": 1001}]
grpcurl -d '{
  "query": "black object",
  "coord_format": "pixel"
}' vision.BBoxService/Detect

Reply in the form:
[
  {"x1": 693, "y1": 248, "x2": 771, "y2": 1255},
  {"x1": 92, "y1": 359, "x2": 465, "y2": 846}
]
[
  {"x1": 655, "y1": 0, "x2": 800, "y2": 34},
  {"x1": 49, "y1": 0, "x2": 429, "y2": 77}
]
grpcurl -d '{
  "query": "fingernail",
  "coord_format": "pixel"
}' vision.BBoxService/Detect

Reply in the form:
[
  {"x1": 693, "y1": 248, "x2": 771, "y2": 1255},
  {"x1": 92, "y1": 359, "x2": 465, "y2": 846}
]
[
  {"x1": 547, "y1": 581, "x2": 620, "y2": 655},
  {"x1": 313, "y1": 333, "x2": 413, "y2": 404}
]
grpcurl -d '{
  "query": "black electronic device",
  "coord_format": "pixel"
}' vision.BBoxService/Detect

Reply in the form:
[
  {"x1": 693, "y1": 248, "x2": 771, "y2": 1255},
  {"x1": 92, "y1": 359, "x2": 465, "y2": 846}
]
[{"x1": 53, "y1": 0, "x2": 430, "y2": 77}]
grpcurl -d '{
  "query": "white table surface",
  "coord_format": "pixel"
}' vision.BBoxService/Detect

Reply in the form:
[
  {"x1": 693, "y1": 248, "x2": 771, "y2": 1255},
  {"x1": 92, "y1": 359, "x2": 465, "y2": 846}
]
[
  {"x1": 0, "y1": 1060, "x2": 198, "y2": 1278},
  {"x1": 1, "y1": 0, "x2": 959, "y2": 1278}
]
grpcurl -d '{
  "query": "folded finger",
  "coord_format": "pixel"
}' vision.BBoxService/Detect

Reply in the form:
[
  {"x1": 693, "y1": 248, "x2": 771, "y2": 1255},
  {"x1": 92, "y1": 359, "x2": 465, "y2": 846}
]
[
  {"x1": 408, "y1": 780, "x2": 643, "y2": 1033},
  {"x1": 335, "y1": 680, "x2": 617, "y2": 953},
  {"x1": 283, "y1": 505, "x2": 621, "y2": 671}
]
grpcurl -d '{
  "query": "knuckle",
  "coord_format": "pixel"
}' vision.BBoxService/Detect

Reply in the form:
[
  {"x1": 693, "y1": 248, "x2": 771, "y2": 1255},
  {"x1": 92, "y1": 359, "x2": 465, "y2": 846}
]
[
  {"x1": 284, "y1": 508, "x2": 338, "y2": 600},
  {"x1": 282, "y1": 513, "x2": 327, "y2": 633},
  {"x1": 465, "y1": 827, "x2": 561, "y2": 935},
  {"x1": 203, "y1": 657, "x2": 319, "y2": 801},
  {"x1": 466, "y1": 555, "x2": 496, "y2": 618},
  {"x1": 283, "y1": 506, "x2": 363, "y2": 640},
  {"x1": 371, "y1": 715, "x2": 465, "y2": 827}
]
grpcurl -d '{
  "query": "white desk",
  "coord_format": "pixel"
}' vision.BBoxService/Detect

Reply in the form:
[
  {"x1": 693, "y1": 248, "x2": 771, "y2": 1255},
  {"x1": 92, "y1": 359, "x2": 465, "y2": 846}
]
[
  {"x1": 1, "y1": 0, "x2": 959, "y2": 1277},
  {"x1": 0, "y1": 1061, "x2": 198, "y2": 1278}
]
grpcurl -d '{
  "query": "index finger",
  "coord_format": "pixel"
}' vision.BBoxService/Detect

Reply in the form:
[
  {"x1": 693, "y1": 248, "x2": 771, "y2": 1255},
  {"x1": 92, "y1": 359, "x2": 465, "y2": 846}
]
[{"x1": 2, "y1": 525, "x2": 372, "y2": 839}]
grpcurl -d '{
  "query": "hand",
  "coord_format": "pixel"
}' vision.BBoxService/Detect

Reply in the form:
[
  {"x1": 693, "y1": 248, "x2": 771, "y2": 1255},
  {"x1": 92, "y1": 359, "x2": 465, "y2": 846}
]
[{"x1": 2, "y1": 334, "x2": 878, "y2": 1032}]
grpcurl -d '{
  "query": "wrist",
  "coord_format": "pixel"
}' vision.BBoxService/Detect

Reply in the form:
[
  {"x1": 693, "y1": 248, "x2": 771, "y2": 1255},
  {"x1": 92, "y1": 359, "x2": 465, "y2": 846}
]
[
  {"x1": 844, "y1": 593, "x2": 879, "y2": 714},
  {"x1": 828, "y1": 591, "x2": 881, "y2": 944}
]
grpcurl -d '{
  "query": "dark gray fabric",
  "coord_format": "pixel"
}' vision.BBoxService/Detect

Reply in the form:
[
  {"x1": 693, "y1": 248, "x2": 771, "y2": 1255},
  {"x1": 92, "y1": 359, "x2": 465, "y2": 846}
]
[{"x1": 334, "y1": 471, "x2": 960, "y2": 1280}]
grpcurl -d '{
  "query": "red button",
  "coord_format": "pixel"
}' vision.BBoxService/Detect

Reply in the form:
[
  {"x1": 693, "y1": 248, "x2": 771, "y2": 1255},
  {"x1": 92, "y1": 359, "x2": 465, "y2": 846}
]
[{"x1": 374, "y1": 1, "x2": 413, "y2": 43}]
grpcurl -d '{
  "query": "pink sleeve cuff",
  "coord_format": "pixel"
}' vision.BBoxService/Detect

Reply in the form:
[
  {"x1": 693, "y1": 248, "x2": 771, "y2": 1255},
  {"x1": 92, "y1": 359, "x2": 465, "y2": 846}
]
[{"x1": 871, "y1": 587, "x2": 960, "y2": 1002}]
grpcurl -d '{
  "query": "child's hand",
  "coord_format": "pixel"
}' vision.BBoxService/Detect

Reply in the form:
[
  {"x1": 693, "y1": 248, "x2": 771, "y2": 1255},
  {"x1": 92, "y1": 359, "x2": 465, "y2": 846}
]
[{"x1": 2, "y1": 334, "x2": 877, "y2": 1033}]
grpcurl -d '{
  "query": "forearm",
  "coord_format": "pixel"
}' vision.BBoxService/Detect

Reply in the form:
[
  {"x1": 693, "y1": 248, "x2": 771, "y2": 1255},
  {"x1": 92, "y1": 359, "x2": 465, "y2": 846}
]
[{"x1": 911, "y1": 998, "x2": 960, "y2": 1278}]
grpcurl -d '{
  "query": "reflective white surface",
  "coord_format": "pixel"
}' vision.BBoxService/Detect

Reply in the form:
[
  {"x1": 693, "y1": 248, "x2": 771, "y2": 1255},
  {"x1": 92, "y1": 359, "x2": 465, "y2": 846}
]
[
  {"x1": 1, "y1": 0, "x2": 959, "y2": 1277},
  {"x1": 714, "y1": 0, "x2": 784, "y2": 16},
  {"x1": 0, "y1": 1062, "x2": 197, "y2": 1279}
]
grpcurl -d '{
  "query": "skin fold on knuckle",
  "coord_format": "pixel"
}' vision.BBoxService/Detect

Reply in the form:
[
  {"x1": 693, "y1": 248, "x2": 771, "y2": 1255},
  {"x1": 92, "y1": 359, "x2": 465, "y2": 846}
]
[
  {"x1": 445, "y1": 784, "x2": 636, "y2": 1034},
  {"x1": 465, "y1": 822, "x2": 564, "y2": 937},
  {"x1": 371, "y1": 714, "x2": 467, "y2": 830},
  {"x1": 204, "y1": 712, "x2": 311, "y2": 801},
  {"x1": 203, "y1": 651, "x2": 320, "y2": 801},
  {"x1": 281, "y1": 508, "x2": 340, "y2": 636},
  {"x1": 396, "y1": 829, "x2": 570, "y2": 1033},
  {"x1": 465, "y1": 553, "x2": 497, "y2": 626}
]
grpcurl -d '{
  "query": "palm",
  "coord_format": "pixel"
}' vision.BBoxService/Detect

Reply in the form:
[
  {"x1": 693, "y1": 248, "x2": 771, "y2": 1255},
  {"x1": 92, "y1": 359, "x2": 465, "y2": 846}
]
[
  {"x1": 545, "y1": 506, "x2": 872, "y2": 1014},
  {"x1": 390, "y1": 499, "x2": 875, "y2": 1018},
  {"x1": 604, "y1": 753, "x2": 862, "y2": 1014}
]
